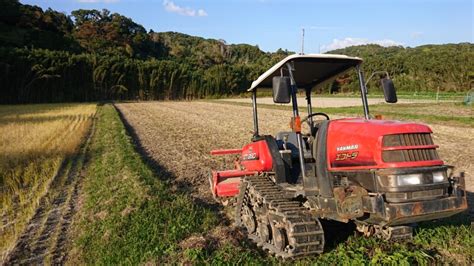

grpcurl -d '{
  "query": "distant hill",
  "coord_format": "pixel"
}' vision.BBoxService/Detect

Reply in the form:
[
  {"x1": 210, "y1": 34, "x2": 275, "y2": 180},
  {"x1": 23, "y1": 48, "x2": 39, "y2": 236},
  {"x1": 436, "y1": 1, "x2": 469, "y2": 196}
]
[
  {"x1": 153, "y1": 32, "x2": 290, "y2": 65},
  {"x1": 0, "y1": 0, "x2": 472, "y2": 103},
  {"x1": 328, "y1": 44, "x2": 473, "y2": 94}
]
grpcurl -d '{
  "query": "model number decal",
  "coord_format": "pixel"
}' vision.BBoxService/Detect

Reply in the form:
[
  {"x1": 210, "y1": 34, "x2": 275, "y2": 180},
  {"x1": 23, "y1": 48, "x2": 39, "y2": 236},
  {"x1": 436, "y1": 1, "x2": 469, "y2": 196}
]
[
  {"x1": 335, "y1": 151, "x2": 359, "y2": 161},
  {"x1": 242, "y1": 152, "x2": 258, "y2": 160}
]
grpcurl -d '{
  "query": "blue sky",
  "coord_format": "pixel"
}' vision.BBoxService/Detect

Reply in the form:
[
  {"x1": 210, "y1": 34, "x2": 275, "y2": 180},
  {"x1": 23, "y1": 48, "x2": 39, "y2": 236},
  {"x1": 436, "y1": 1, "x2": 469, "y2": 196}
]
[{"x1": 21, "y1": 0, "x2": 473, "y2": 52}]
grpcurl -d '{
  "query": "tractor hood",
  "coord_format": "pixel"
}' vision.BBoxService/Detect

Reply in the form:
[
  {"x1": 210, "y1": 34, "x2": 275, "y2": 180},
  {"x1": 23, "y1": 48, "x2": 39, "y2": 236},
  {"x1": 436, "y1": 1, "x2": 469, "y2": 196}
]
[
  {"x1": 248, "y1": 54, "x2": 362, "y2": 91},
  {"x1": 326, "y1": 118, "x2": 443, "y2": 171}
]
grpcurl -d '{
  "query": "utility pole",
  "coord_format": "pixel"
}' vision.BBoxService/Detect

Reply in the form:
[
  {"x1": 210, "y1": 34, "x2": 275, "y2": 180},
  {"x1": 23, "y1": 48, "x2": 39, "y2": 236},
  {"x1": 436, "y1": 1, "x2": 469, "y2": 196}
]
[{"x1": 301, "y1": 28, "x2": 305, "y2": 55}]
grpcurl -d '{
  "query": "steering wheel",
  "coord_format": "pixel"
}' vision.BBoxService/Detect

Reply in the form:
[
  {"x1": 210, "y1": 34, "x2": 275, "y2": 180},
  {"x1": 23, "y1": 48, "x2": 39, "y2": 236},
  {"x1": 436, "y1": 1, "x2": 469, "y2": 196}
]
[
  {"x1": 301, "y1": 112, "x2": 330, "y2": 124},
  {"x1": 301, "y1": 112, "x2": 330, "y2": 136}
]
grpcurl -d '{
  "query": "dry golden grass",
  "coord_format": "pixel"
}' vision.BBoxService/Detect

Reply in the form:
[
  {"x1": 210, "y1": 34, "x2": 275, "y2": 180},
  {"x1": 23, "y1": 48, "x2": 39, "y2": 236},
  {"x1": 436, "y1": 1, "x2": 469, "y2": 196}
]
[{"x1": 0, "y1": 103, "x2": 96, "y2": 260}]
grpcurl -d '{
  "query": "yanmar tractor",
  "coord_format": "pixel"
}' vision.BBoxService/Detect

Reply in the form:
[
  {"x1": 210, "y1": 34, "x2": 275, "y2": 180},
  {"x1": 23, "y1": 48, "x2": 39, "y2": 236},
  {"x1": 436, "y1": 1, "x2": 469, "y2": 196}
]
[{"x1": 209, "y1": 54, "x2": 468, "y2": 258}]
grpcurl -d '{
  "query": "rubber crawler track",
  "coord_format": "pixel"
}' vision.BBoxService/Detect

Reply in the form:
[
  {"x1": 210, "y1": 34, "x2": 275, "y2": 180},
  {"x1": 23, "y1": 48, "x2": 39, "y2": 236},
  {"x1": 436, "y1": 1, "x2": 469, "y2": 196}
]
[{"x1": 235, "y1": 175, "x2": 325, "y2": 259}]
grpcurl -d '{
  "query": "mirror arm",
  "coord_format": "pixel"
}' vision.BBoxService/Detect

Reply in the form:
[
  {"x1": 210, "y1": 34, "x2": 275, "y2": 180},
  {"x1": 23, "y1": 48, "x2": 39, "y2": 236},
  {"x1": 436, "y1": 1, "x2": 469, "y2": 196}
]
[
  {"x1": 286, "y1": 62, "x2": 308, "y2": 186},
  {"x1": 305, "y1": 88, "x2": 313, "y2": 128},
  {"x1": 252, "y1": 89, "x2": 259, "y2": 138},
  {"x1": 365, "y1": 71, "x2": 390, "y2": 87},
  {"x1": 356, "y1": 65, "x2": 371, "y2": 120}
]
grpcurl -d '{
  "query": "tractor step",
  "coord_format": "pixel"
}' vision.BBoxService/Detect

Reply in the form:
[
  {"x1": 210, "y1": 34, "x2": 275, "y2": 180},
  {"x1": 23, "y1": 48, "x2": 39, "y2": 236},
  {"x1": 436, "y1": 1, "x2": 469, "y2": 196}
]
[
  {"x1": 356, "y1": 223, "x2": 413, "y2": 241},
  {"x1": 388, "y1": 226, "x2": 413, "y2": 241}
]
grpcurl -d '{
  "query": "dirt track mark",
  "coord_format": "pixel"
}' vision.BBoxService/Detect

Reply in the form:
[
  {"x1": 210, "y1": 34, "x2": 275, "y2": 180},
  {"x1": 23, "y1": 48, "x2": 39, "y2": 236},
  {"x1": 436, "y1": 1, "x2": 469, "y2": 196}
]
[{"x1": 5, "y1": 115, "x2": 96, "y2": 265}]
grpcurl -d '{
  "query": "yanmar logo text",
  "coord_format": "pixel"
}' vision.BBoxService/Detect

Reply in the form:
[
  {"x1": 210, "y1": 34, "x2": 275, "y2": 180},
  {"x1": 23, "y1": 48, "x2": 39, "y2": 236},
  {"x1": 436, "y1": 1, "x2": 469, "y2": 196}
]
[{"x1": 336, "y1": 144, "x2": 359, "y2": 152}]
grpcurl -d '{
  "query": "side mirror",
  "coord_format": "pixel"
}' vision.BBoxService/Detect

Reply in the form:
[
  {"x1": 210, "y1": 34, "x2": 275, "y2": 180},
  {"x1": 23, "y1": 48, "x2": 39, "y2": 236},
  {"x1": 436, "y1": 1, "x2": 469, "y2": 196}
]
[
  {"x1": 381, "y1": 78, "x2": 397, "y2": 103},
  {"x1": 272, "y1": 76, "x2": 291, "y2": 104}
]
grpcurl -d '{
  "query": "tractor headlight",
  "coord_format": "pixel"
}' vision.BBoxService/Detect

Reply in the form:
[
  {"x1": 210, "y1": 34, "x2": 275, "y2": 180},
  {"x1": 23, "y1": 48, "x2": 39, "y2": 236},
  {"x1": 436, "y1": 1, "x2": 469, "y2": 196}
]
[
  {"x1": 396, "y1": 174, "x2": 423, "y2": 186},
  {"x1": 433, "y1": 171, "x2": 447, "y2": 183}
]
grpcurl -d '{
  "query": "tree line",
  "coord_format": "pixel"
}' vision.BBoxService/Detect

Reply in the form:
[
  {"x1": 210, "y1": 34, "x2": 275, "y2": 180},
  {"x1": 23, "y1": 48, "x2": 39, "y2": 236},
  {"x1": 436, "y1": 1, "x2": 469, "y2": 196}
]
[
  {"x1": 328, "y1": 44, "x2": 473, "y2": 94},
  {"x1": 0, "y1": 0, "x2": 472, "y2": 104},
  {"x1": 0, "y1": 47, "x2": 275, "y2": 103}
]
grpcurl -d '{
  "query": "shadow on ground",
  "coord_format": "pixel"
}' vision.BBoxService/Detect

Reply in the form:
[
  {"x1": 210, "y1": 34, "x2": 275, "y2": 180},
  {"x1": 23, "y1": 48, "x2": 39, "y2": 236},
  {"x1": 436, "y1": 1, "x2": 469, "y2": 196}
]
[{"x1": 114, "y1": 104, "x2": 224, "y2": 211}]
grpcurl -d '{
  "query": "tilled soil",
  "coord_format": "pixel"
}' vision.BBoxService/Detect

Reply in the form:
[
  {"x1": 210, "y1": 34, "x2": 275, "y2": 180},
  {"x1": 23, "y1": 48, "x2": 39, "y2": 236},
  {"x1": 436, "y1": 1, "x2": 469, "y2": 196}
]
[
  {"x1": 4, "y1": 116, "x2": 96, "y2": 265},
  {"x1": 116, "y1": 101, "x2": 302, "y2": 202},
  {"x1": 115, "y1": 101, "x2": 473, "y2": 207}
]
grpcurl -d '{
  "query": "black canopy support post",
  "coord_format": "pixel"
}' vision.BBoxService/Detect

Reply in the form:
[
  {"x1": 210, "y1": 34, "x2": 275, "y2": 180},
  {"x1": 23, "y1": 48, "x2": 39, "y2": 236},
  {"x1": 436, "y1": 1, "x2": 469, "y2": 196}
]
[
  {"x1": 252, "y1": 89, "x2": 259, "y2": 138},
  {"x1": 286, "y1": 62, "x2": 307, "y2": 187},
  {"x1": 305, "y1": 88, "x2": 313, "y2": 129},
  {"x1": 304, "y1": 86, "x2": 319, "y2": 195},
  {"x1": 356, "y1": 65, "x2": 370, "y2": 120}
]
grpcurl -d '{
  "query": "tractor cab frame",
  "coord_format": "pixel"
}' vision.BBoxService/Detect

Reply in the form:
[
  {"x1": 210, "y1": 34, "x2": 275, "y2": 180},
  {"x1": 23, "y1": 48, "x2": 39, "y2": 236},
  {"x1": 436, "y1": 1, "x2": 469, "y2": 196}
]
[{"x1": 248, "y1": 54, "x2": 395, "y2": 191}]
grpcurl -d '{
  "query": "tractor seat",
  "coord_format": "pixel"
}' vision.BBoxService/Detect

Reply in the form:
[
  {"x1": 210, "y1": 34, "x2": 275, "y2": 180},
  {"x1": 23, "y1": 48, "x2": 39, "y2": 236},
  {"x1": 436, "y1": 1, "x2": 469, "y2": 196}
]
[
  {"x1": 311, "y1": 124, "x2": 319, "y2": 137},
  {"x1": 275, "y1": 132, "x2": 312, "y2": 159},
  {"x1": 311, "y1": 120, "x2": 326, "y2": 137}
]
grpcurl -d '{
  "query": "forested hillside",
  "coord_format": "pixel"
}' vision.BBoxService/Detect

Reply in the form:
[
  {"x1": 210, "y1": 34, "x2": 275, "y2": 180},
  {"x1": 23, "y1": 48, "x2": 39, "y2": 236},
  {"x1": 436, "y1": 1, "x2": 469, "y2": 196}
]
[
  {"x1": 330, "y1": 44, "x2": 473, "y2": 94},
  {"x1": 0, "y1": 0, "x2": 472, "y2": 104}
]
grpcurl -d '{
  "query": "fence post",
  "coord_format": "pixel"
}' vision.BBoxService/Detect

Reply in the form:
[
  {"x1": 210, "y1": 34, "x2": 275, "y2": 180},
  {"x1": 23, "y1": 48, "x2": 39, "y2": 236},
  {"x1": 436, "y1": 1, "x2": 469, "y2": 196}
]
[{"x1": 436, "y1": 87, "x2": 440, "y2": 103}]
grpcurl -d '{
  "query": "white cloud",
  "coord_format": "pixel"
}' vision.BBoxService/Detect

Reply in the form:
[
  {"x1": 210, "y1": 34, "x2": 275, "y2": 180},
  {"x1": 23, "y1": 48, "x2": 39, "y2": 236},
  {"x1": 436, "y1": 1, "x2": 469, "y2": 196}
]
[
  {"x1": 321, "y1": 37, "x2": 403, "y2": 52},
  {"x1": 197, "y1": 9, "x2": 208, "y2": 17},
  {"x1": 411, "y1": 32, "x2": 424, "y2": 39},
  {"x1": 77, "y1": 0, "x2": 119, "y2": 3},
  {"x1": 163, "y1": 0, "x2": 208, "y2": 17}
]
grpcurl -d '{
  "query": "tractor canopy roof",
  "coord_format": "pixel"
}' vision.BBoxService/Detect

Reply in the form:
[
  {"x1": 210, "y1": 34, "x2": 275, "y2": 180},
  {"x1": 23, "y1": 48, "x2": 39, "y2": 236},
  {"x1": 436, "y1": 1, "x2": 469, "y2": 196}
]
[{"x1": 248, "y1": 54, "x2": 363, "y2": 91}]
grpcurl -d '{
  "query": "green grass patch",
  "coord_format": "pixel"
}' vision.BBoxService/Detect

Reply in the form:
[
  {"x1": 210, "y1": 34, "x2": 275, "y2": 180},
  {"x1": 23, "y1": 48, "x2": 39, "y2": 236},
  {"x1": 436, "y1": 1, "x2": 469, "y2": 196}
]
[
  {"x1": 71, "y1": 104, "x2": 214, "y2": 263},
  {"x1": 311, "y1": 216, "x2": 473, "y2": 265},
  {"x1": 183, "y1": 215, "x2": 473, "y2": 265},
  {"x1": 70, "y1": 104, "x2": 268, "y2": 264}
]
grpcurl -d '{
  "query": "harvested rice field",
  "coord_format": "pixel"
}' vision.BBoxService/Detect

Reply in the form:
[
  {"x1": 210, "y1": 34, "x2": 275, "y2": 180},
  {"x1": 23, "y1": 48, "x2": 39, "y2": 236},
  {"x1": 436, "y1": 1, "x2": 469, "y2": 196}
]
[{"x1": 0, "y1": 104, "x2": 96, "y2": 263}]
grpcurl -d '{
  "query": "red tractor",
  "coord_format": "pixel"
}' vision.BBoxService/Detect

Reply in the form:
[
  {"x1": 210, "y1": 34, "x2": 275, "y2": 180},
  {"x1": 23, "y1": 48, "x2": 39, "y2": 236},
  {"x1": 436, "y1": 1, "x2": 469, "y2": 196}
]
[{"x1": 209, "y1": 54, "x2": 467, "y2": 258}]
